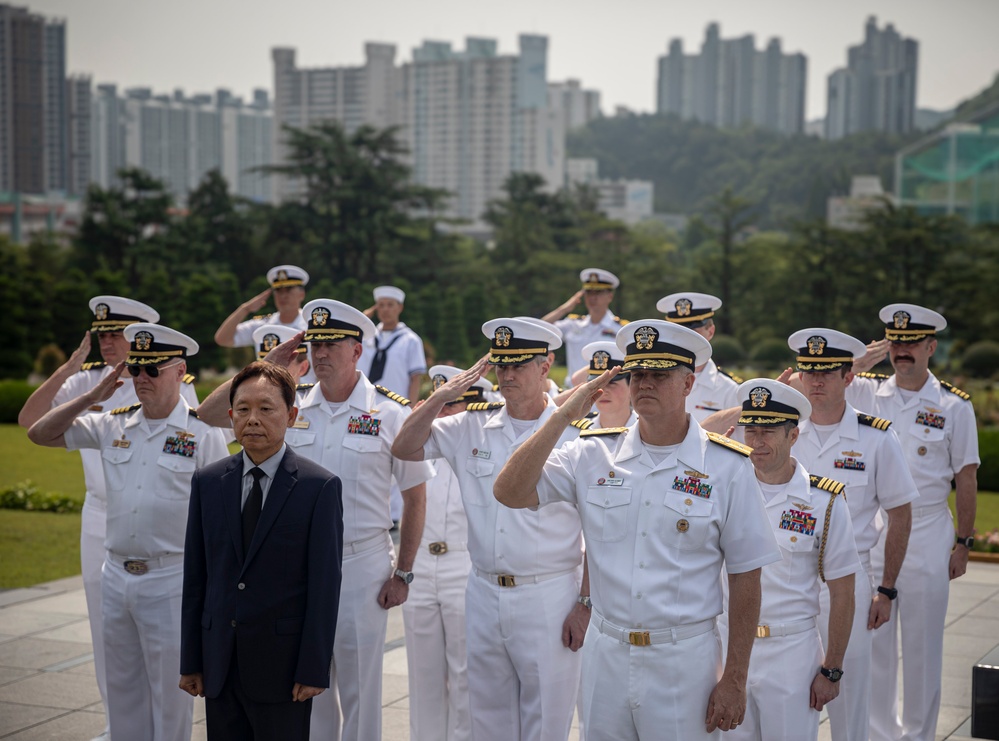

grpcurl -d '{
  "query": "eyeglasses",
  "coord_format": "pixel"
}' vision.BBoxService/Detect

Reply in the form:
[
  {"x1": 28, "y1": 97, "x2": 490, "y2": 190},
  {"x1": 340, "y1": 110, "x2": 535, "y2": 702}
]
[{"x1": 127, "y1": 362, "x2": 179, "y2": 378}]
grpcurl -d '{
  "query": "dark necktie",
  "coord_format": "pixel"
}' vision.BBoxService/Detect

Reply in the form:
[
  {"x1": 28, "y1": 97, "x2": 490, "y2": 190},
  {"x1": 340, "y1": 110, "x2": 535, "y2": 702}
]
[
  {"x1": 367, "y1": 333, "x2": 401, "y2": 384},
  {"x1": 242, "y1": 467, "x2": 265, "y2": 554}
]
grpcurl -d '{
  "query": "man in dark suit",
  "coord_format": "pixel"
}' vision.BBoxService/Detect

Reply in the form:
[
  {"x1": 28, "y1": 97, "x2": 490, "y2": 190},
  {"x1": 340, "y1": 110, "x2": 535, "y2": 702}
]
[{"x1": 180, "y1": 361, "x2": 343, "y2": 740}]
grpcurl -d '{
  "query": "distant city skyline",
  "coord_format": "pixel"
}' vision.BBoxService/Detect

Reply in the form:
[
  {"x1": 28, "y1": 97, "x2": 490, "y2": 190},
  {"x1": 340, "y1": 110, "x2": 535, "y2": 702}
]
[{"x1": 20, "y1": 0, "x2": 999, "y2": 121}]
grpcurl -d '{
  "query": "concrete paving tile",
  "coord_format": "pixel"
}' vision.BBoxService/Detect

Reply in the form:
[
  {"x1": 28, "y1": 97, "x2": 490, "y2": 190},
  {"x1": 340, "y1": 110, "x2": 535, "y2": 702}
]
[
  {"x1": 942, "y1": 673, "x2": 973, "y2": 707},
  {"x1": 0, "y1": 666, "x2": 35, "y2": 686},
  {"x1": 0, "y1": 702, "x2": 62, "y2": 736},
  {"x1": 192, "y1": 725, "x2": 208, "y2": 741},
  {"x1": 382, "y1": 645, "x2": 409, "y2": 676},
  {"x1": 948, "y1": 716, "x2": 973, "y2": 739},
  {"x1": 968, "y1": 596, "x2": 999, "y2": 619},
  {"x1": 16, "y1": 591, "x2": 89, "y2": 617},
  {"x1": 935, "y1": 703, "x2": 971, "y2": 738},
  {"x1": 0, "y1": 632, "x2": 18, "y2": 644},
  {"x1": 4, "y1": 708, "x2": 106, "y2": 740},
  {"x1": 946, "y1": 615, "x2": 999, "y2": 639},
  {"x1": 0, "y1": 637, "x2": 93, "y2": 670},
  {"x1": 63, "y1": 658, "x2": 96, "y2": 676},
  {"x1": 33, "y1": 618, "x2": 93, "y2": 644},
  {"x1": 963, "y1": 563, "x2": 999, "y2": 586},
  {"x1": 382, "y1": 704, "x2": 410, "y2": 740},
  {"x1": 0, "y1": 609, "x2": 82, "y2": 638},
  {"x1": 382, "y1": 672, "x2": 410, "y2": 707},
  {"x1": 0, "y1": 671, "x2": 102, "y2": 710},
  {"x1": 943, "y1": 655, "x2": 976, "y2": 679},
  {"x1": 944, "y1": 632, "x2": 999, "y2": 660},
  {"x1": 193, "y1": 696, "x2": 206, "y2": 723}
]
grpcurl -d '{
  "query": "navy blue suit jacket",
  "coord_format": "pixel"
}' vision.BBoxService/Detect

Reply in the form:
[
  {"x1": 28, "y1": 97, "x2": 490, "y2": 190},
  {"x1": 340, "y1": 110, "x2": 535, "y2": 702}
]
[{"x1": 181, "y1": 448, "x2": 343, "y2": 703}]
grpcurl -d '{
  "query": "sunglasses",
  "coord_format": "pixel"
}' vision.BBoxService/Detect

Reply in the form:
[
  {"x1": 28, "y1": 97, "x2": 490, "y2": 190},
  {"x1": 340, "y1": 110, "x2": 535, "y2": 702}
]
[{"x1": 127, "y1": 362, "x2": 179, "y2": 378}]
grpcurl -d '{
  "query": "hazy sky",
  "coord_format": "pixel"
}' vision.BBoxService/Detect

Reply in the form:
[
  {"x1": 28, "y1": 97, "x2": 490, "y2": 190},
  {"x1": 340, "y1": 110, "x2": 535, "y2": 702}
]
[{"x1": 29, "y1": 0, "x2": 999, "y2": 120}]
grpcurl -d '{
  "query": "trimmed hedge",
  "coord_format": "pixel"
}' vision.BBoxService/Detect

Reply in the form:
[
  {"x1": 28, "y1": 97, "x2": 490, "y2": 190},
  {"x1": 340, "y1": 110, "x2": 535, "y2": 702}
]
[
  {"x1": 0, "y1": 380, "x2": 35, "y2": 424},
  {"x1": 0, "y1": 481, "x2": 82, "y2": 513},
  {"x1": 979, "y1": 428, "x2": 999, "y2": 492}
]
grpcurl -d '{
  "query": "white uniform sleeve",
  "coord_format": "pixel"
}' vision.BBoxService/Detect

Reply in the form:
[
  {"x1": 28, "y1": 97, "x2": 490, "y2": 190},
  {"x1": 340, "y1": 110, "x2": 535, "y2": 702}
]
[
  {"x1": 231, "y1": 316, "x2": 267, "y2": 347},
  {"x1": 537, "y1": 438, "x2": 582, "y2": 507},
  {"x1": 407, "y1": 333, "x2": 427, "y2": 377},
  {"x1": 63, "y1": 413, "x2": 107, "y2": 451},
  {"x1": 845, "y1": 376, "x2": 878, "y2": 413},
  {"x1": 53, "y1": 371, "x2": 88, "y2": 406},
  {"x1": 426, "y1": 413, "x2": 465, "y2": 463},
  {"x1": 719, "y1": 458, "x2": 782, "y2": 573},
  {"x1": 874, "y1": 428, "x2": 919, "y2": 510},
  {"x1": 949, "y1": 400, "x2": 981, "y2": 474},
  {"x1": 818, "y1": 493, "x2": 862, "y2": 582},
  {"x1": 181, "y1": 381, "x2": 200, "y2": 406},
  {"x1": 197, "y1": 427, "x2": 231, "y2": 467}
]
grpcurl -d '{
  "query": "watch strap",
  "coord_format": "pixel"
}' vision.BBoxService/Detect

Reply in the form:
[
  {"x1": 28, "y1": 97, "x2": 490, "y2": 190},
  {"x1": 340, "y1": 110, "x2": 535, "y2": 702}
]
[{"x1": 877, "y1": 585, "x2": 898, "y2": 600}]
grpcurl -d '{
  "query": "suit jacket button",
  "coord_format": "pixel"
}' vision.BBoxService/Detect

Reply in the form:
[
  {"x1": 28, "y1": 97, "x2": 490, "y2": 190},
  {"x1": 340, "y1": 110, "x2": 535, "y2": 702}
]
[
  {"x1": 238, "y1": 582, "x2": 245, "y2": 590},
  {"x1": 231, "y1": 619, "x2": 236, "y2": 627}
]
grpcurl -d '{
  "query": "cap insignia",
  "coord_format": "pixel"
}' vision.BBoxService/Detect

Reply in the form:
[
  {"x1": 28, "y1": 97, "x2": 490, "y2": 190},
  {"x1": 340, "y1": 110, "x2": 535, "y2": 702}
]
[
  {"x1": 262, "y1": 333, "x2": 280, "y2": 352},
  {"x1": 277, "y1": 269, "x2": 288, "y2": 281},
  {"x1": 494, "y1": 326, "x2": 513, "y2": 347},
  {"x1": 675, "y1": 298, "x2": 692, "y2": 317},
  {"x1": 593, "y1": 350, "x2": 610, "y2": 370},
  {"x1": 893, "y1": 310, "x2": 910, "y2": 329},
  {"x1": 750, "y1": 386, "x2": 771, "y2": 408},
  {"x1": 635, "y1": 325, "x2": 658, "y2": 351},
  {"x1": 95, "y1": 303, "x2": 109, "y2": 320},
  {"x1": 589, "y1": 272, "x2": 599, "y2": 283},
  {"x1": 432, "y1": 373, "x2": 448, "y2": 390},
  {"x1": 806, "y1": 335, "x2": 826, "y2": 355},
  {"x1": 135, "y1": 331, "x2": 153, "y2": 351},
  {"x1": 311, "y1": 307, "x2": 330, "y2": 326}
]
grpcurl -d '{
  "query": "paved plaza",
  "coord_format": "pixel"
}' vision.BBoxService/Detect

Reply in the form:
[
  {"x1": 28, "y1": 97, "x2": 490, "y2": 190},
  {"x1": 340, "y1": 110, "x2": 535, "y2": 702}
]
[{"x1": 0, "y1": 562, "x2": 997, "y2": 740}]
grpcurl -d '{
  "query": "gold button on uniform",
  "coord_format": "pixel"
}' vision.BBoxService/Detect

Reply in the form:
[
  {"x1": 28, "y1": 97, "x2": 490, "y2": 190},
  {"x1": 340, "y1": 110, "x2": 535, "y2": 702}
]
[
  {"x1": 684, "y1": 498, "x2": 693, "y2": 506},
  {"x1": 790, "y1": 536, "x2": 798, "y2": 543},
  {"x1": 917, "y1": 446, "x2": 927, "y2": 456},
  {"x1": 677, "y1": 519, "x2": 690, "y2": 533}
]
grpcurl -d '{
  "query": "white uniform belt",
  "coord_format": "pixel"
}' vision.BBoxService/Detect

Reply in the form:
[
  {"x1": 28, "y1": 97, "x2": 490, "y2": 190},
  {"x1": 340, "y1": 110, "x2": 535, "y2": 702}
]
[
  {"x1": 106, "y1": 551, "x2": 183, "y2": 575},
  {"x1": 473, "y1": 566, "x2": 576, "y2": 588},
  {"x1": 423, "y1": 540, "x2": 468, "y2": 555},
  {"x1": 594, "y1": 612, "x2": 716, "y2": 646},
  {"x1": 343, "y1": 530, "x2": 390, "y2": 556},
  {"x1": 755, "y1": 616, "x2": 816, "y2": 639},
  {"x1": 911, "y1": 501, "x2": 949, "y2": 519}
]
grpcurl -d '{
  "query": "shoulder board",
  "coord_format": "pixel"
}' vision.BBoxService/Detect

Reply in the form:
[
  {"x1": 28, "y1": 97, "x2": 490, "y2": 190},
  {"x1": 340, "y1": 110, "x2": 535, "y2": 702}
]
[
  {"x1": 566, "y1": 313, "x2": 583, "y2": 320},
  {"x1": 296, "y1": 382, "x2": 315, "y2": 392},
  {"x1": 492, "y1": 383, "x2": 500, "y2": 392},
  {"x1": 585, "y1": 410, "x2": 599, "y2": 419},
  {"x1": 188, "y1": 408, "x2": 200, "y2": 420},
  {"x1": 251, "y1": 314, "x2": 269, "y2": 321},
  {"x1": 375, "y1": 385, "x2": 411, "y2": 407},
  {"x1": 706, "y1": 431, "x2": 752, "y2": 456},
  {"x1": 570, "y1": 418, "x2": 594, "y2": 430},
  {"x1": 716, "y1": 365, "x2": 744, "y2": 384},
  {"x1": 857, "y1": 413, "x2": 892, "y2": 431},
  {"x1": 580, "y1": 426, "x2": 628, "y2": 438},
  {"x1": 613, "y1": 316, "x2": 628, "y2": 325},
  {"x1": 110, "y1": 403, "x2": 141, "y2": 415},
  {"x1": 466, "y1": 401, "x2": 505, "y2": 412},
  {"x1": 809, "y1": 475, "x2": 846, "y2": 497},
  {"x1": 939, "y1": 379, "x2": 971, "y2": 401},
  {"x1": 856, "y1": 372, "x2": 890, "y2": 381},
  {"x1": 80, "y1": 361, "x2": 107, "y2": 371},
  {"x1": 182, "y1": 373, "x2": 196, "y2": 385}
]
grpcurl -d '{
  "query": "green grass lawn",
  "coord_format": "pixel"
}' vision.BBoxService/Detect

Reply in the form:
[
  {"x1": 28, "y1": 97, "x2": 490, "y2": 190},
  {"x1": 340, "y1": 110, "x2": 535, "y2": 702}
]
[{"x1": 0, "y1": 424, "x2": 86, "y2": 500}]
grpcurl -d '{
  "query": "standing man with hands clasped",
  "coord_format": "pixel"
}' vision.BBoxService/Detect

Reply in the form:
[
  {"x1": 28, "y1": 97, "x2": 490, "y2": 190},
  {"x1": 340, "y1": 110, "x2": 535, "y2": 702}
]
[
  {"x1": 494, "y1": 319, "x2": 782, "y2": 740},
  {"x1": 180, "y1": 361, "x2": 343, "y2": 741}
]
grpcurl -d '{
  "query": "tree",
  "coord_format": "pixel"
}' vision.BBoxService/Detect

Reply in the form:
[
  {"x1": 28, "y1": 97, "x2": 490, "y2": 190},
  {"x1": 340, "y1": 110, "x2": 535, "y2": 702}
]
[{"x1": 699, "y1": 187, "x2": 757, "y2": 334}]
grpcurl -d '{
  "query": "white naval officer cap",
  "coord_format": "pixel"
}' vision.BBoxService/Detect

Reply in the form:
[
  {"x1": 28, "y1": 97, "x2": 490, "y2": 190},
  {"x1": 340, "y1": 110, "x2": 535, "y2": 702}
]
[
  {"x1": 787, "y1": 328, "x2": 867, "y2": 372},
  {"x1": 373, "y1": 285, "x2": 406, "y2": 303},
  {"x1": 124, "y1": 323, "x2": 199, "y2": 366},
  {"x1": 656, "y1": 292, "x2": 722, "y2": 327},
  {"x1": 88, "y1": 296, "x2": 159, "y2": 333},
  {"x1": 581, "y1": 340, "x2": 627, "y2": 379},
  {"x1": 266, "y1": 265, "x2": 309, "y2": 288},
  {"x1": 879, "y1": 303, "x2": 946, "y2": 343},
  {"x1": 615, "y1": 319, "x2": 711, "y2": 372},
  {"x1": 482, "y1": 317, "x2": 563, "y2": 365},
  {"x1": 251, "y1": 324, "x2": 307, "y2": 360},
  {"x1": 736, "y1": 378, "x2": 811, "y2": 426},
  {"x1": 579, "y1": 268, "x2": 620, "y2": 291},
  {"x1": 302, "y1": 299, "x2": 377, "y2": 343}
]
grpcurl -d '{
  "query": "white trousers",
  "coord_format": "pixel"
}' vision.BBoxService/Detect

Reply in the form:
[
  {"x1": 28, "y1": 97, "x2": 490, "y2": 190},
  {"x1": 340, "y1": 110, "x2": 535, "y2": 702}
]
[
  {"x1": 728, "y1": 627, "x2": 824, "y2": 741},
  {"x1": 81, "y1": 494, "x2": 110, "y2": 730},
  {"x1": 818, "y1": 551, "x2": 875, "y2": 741},
  {"x1": 101, "y1": 557, "x2": 191, "y2": 741},
  {"x1": 870, "y1": 505, "x2": 953, "y2": 741},
  {"x1": 465, "y1": 570, "x2": 581, "y2": 741},
  {"x1": 581, "y1": 621, "x2": 722, "y2": 741},
  {"x1": 402, "y1": 544, "x2": 472, "y2": 741},
  {"x1": 311, "y1": 533, "x2": 393, "y2": 741}
]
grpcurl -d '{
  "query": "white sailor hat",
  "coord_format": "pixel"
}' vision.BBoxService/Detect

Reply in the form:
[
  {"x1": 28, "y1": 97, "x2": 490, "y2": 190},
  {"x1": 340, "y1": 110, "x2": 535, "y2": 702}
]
[
  {"x1": 302, "y1": 299, "x2": 377, "y2": 343},
  {"x1": 880, "y1": 303, "x2": 946, "y2": 343},
  {"x1": 482, "y1": 317, "x2": 563, "y2": 365},
  {"x1": 517, "y1": 316, "x2": 564, "y2": 342},
  {"x1": 429, "y1": 364, "x2": 492, "y2": 404},
  {"x1": 581, "y1": 340, "x2": 627, "y2": 379},
  {"x1": 579, "y1": 268, "x2": 620, "y2": 291},
  {"x1": 88, "y1": 296, "x2": 158, "y2": 333},
  {"x1": 656, "y1": 292, "x2": 722, "y2": 327},
  {"x1": 787, "y1": 328, "x2": 867, "y2": 372},
  {"x1": 124, "y1": 323, "x2": 198, "y2": 366},
  {"x1": 373, "y1": 286, "x2": 406, "y2": 303},
  {"x1": 252, "y1": 324, "x2": 307, "y2": 360},
  {"x1": 615, "y1": 319, "x2": 711, "y2": 372},
  {"x1": 736, "y1": 378, "x2": 811, "y2": 426},
  {"x1": 267, "y1": 265, "x2": 309, "y2": 289}
]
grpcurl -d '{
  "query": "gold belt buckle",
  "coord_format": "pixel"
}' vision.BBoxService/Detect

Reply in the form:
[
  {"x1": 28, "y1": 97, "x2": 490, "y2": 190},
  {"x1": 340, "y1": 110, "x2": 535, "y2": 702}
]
[
  {"x1": 756, "y1": 625, "x2": 771, "y2": 638},
  {"x1": 497, "y1": 574, "x2": 516, "y2": 588},
  {"x1": 628, "y1": 631, "x2": 651, "y2": 646},
  {"x1": 123, "y1": 560, "x2": 149, "y2": 575},
  {"x1": 429, "y1": 542, "x2": 448, "y2": 556}
]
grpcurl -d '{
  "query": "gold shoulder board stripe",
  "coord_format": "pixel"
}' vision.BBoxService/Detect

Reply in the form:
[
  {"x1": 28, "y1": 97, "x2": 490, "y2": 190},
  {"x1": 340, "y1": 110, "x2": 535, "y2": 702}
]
[
  {"x1": 81, "y1": 361, "x2": 107, "y2": 371},
  {"x1": 188, "y1": 408, "x2": 200, "y2": 420},
  {"x1": 251, "y1": 314, "x2": 269, "y2": 320},
  {"x1": 110, "y1": 403, "x2": 141, "y2": 415},
  {"x1": 857, "y1": 372, "x2": 891, "y2": 381},
  {"x1": 580, "y1": 426, "x2": 628, "y2": 437},
  {"x1": 566, "y1": 313, "x2": 582, "y2": 320},
  {"x1": 856, "y1": 413, "x2": 892, "y2": 431},
  {"x1": 182, "y1": 373, "x2": 196, "y2": 384},
  {"x1": 375, "y1": 385, "x2": 411, "y2": 406},
  {"x1": 809, "y1": 474, "x2": 846, "y2": 497},
  {"x1": 614, "y1": 316, "x2": 628, "y2": 325},
  {"x1": 706, "y1": 431, "x2": 752, "y2": 456},
  {"x1": 466, "y1": 402, "x2": 505, "y2": 412},
  {"x1": 570, "y1": 418, "x2": 594, "y2": 430},
  {"x1": 296, "y1": 383, "x2": 315, "y2": 391},
  {"x1": 939, "y1": 380, "x2": 971, "y2": 401},
  {"x1": 716, "y1": 366, "x2": 744, "y2": 384}
]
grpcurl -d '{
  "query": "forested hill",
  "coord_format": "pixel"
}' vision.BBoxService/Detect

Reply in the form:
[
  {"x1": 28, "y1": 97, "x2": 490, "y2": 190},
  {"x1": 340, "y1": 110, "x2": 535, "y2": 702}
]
[{"x1": 567, "y1": 114, "x2": 917, "y2": 226}]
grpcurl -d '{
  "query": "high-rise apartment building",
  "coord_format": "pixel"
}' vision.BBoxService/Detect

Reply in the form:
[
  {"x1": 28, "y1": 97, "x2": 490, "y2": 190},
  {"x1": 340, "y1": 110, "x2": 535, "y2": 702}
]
[
  {"x1": 548, "y1": 78, "x2": 602, "y2": 136},
  {"x1": 825, "y1": 17, "x2": 918, "y2": 140},
  {"x1": 656, "y1": 23, "x2": 806, "y2": 135},
  {"x1": 66, "y1": 74, "x2": 91, "y2": 195}
]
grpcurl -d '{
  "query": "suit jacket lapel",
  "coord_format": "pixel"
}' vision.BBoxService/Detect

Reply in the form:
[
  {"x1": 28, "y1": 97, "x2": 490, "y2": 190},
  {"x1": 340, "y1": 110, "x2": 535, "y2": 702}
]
[
  {"x1": 241, "y1": 448, "x2": 297, "y2": 572},
  {"x1": 221, "y1": 454, "x2": 245, "y2": 562}
]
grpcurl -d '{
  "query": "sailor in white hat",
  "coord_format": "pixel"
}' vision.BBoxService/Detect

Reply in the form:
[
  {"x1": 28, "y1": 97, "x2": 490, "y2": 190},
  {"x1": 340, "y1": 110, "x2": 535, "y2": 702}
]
[
  {"x1": 787, "y1": 327, "x2": 917, "y2": 741},
  {"x1": 392, "y1": 317, "x2": 591, "y2": 741},
  {"x1": 542, "y1": 268, "x2": 626, "y2": 387},
  {"x1": 723, "y1": 379, "x2": 860, "y2": 741},
  {"x1": 495, "y1": 318, "x2": 780, "y2": 739},
  {"x1": 214, "y1": 264, "x2": 309, "y2": 349},
  {"x1": 17, "y1": 297, "x2": 199, "y2": 741},
  {"x1": 27, "y1": 323, "x2": 228, "y2": 741},
  {"x1": 846, "y1": 305, "x2": 979, "y2": 741},
  {"x1": 658, "y1": 292, "x2": 742, "y2": 424},
  {"x1": 578, "y1": 340, "x2": 634, "y2": 430}
]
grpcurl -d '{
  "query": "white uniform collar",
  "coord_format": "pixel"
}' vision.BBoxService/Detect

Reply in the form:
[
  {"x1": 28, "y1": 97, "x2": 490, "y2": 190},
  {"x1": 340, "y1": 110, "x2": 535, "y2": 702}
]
[
  {"x1": 799, "y1": 401, "x2": 861, "y2": 443},
  {"x1": 126, "y1": 396, "x2": 192, "y2": 433},
  {"x1": 298, "y1": 371, "x2": 372, "y2": 415},
  {"x1": 615, "y1": 415, "x2": 707, "y2": 472},
  {"x1": 762, "y1": 460, "x2": 813, "y2": 507},
  {"x1": 876, "y1": 370, "x2": 942, "y2": 406}
]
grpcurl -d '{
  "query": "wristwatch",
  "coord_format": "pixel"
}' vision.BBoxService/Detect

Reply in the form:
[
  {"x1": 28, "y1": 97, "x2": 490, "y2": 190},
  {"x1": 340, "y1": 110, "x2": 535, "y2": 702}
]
[
  {"x1": 393, "y1": 568, "x2": 414, "y2": 585},
  {"x1": 577, "y1": 594, "x2": 592, "y2": 609},
  {"x1": 877, "y1": 585, "x2": 898, "y2": 600},
  {"x1": 956, "y1": 535, "x2": 975, "y2": 549},
  {"x1": 820, "y1": 667, "x2": 844, "y2": 683}
]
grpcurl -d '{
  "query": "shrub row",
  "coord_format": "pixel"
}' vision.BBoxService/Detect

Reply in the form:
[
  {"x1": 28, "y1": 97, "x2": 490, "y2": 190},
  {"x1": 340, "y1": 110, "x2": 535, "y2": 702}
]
[{"x1": 0, "y1": 481, "x2": 82, "y2": 514}]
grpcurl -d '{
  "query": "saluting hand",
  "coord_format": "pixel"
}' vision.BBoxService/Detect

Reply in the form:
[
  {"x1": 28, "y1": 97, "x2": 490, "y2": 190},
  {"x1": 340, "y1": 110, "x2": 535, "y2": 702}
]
[
  {"x1": 264, "y1": 331, "x2": 307, "y2": 370},
  {"x1": 85, "y1": 361, "x2": 125, "y2": 404},
  {"x1": 852, "y1": 339, "x2": 889, "y2": 375},
  {"x1": 558, "y1": 367, "x2": 620, "y2": 422},
  {"x1": 60, "y1": 333, "x2": 92, "y2": 377},
  {"x1": 243, "y1": 287, "x2": 272, "y2": 314},
  {"x1": 431, "y1": 357, "x2": 489, "y2": 404}
]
